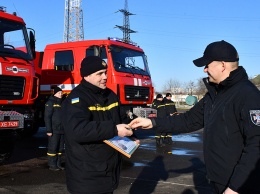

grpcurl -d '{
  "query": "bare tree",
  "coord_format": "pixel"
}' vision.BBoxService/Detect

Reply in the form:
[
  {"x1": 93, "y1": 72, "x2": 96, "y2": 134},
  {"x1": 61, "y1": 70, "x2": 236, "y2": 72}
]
[
  {"x1": 184, "y1": 81, "x2": 195, "y2": 95},
  {"x1": 250, "y1": 75, "x2": 260, "y2": 86},
  {"x1": 194, "y1": 78, "x2": 207, "y2": 100},
  {"x1": 162, "y1": 78, "x2": 182, "y2": 94}
]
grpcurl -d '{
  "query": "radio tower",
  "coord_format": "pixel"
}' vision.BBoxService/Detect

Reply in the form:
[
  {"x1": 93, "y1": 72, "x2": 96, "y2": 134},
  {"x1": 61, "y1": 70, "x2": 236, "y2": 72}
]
[
  {"x1": 63, "y1": 0, "x2": 84, "y2": 42},
  {"x1": 115, "y1": 0, "x2": 136, "y2": 43}
]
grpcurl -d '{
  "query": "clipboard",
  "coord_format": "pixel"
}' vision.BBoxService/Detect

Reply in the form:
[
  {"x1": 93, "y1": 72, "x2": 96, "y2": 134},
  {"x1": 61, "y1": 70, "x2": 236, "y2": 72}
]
[{"x1": 104, "y1": 136, "x2": 139, "y2": 158}]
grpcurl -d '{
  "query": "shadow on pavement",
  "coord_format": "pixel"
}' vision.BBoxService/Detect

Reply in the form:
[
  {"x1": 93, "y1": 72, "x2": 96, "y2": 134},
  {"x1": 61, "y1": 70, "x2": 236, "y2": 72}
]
[
  {"x1": 129, "y1": 155, "x2": 168, "y2": 194},
  {"x1": 171, "y1": 157, "x2": 212, "y2": 194}
]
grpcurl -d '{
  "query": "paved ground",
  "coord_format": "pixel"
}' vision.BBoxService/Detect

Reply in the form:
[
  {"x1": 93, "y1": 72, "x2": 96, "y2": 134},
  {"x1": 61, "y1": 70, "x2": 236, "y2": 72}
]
[{"x1": 0, "y1": 128, "x2": 212, "y2": 194}]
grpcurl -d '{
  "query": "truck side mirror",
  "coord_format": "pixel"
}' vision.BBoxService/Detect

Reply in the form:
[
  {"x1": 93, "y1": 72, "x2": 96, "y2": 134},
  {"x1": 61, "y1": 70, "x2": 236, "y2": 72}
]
[{"x1": 29, "y1": 30, "x2": 36, "y2": 59}]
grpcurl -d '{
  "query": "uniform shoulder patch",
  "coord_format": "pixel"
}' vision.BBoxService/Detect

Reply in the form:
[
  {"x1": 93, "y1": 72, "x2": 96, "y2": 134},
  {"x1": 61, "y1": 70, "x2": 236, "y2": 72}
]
[
  {"x1": 250, "y1": 110, "x2": 260, "y2": 126},
  {"x1": 71, "y1": 97, "x2": 79, "y2": 104}
]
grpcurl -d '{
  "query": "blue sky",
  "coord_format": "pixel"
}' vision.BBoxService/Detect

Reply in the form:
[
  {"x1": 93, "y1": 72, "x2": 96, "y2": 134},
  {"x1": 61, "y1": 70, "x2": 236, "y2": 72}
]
[{"x1": 4, "y1": 0, "x2": 260, "y2": 91}]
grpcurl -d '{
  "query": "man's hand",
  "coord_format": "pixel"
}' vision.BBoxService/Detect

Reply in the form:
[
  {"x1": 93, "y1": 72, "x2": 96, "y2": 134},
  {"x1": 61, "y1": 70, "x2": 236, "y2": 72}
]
[
  {"x1": 223, "y1": 187, "x2": 238, "y2": 194},
  {"x1": 129, "y1": 117, "x2": 153, "y2": 129},
  {"x1": 116, "y1": 124, "x2": 133, "y2": 137}
]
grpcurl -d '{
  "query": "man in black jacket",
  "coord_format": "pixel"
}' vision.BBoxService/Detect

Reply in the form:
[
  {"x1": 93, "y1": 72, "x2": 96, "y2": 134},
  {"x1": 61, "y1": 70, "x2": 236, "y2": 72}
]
[
  {"x1": 129, "y1": 40, "x2": 260, "y2": 194},
  {"x1": 163, "y1": 93, "x2": 178, "y2": 144},
  {"x1": 61, "y1": 56, "x2": 134, "y2": 194},
  {"x1": 152, "y1": 94, "x2": 166, "y2": 147},
  {"x1": 44, "y1": 86, "x2": 65, "y2": 171}
]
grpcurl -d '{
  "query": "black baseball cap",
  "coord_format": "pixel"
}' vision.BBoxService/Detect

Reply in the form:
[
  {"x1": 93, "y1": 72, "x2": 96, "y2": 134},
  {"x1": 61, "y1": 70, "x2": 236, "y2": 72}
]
[{"x1": 193, "y1": 40, "x2": 239, "y2": 67}]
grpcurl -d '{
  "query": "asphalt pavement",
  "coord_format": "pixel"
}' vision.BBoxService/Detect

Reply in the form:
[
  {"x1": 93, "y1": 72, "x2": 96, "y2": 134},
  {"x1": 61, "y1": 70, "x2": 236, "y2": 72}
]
[{"x1": 0, "y1": 127, "x2": 212, "y2": 194}]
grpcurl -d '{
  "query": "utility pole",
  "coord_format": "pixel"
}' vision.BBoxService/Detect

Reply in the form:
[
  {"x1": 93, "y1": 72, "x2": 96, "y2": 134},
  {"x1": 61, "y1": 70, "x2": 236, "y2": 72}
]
[
  {"x1": 63, "y1": 0, "x2": 84, "y2": 42},
  {"x1": 115, "y1": 0, "x2": 136, "y2": 43}
]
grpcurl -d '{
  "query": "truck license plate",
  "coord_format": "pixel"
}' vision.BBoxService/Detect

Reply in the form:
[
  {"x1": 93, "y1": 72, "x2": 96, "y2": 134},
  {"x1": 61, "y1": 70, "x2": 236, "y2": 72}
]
[{"x1": 0, "y1": 121, "x2": 19, "y2": 128}]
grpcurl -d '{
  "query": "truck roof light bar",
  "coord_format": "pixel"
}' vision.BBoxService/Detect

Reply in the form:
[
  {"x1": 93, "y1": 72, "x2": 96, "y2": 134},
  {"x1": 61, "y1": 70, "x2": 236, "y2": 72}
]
[{"x1": 108, "y1": 37, "x2": 138, "y2": 47}]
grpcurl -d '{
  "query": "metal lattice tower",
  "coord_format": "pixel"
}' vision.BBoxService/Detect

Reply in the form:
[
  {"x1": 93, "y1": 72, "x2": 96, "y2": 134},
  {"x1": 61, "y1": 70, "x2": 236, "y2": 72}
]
[
  {"x1": 115, "y1": 0, "x2": 136, "y2": 43},
  {"x1": 63, "y1": 0, "x2": 84, "y2": 42}
]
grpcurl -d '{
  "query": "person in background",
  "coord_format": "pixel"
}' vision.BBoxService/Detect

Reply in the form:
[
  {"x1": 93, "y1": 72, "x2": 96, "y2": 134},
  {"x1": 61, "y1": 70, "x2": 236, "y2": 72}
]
[
  {"x1": 152, "y1": 93, "x2": 167, "y2": 147},
  {"x1": 129, "y1": 40, "x2": 260, "y2": 194},
  {"x1": 163, "y1": 93, "x2": 178, "y2": 144},
  {"x1": 61, "y1": 56, "x2": 134, "y2": 194},
  {"x1": 44, "y1": 86, "x2": 65, "y2": 171}
]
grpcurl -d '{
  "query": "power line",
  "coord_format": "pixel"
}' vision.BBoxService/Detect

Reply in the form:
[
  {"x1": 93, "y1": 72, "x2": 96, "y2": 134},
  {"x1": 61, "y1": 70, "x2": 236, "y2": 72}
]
[{"x1": 115, "y1": 0, "x2": 136, "y2": 43}]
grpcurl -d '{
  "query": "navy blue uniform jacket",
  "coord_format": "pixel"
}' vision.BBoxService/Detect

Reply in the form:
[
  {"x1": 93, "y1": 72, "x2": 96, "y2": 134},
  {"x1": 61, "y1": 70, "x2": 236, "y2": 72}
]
[
  {"x1": 163, "y1": 97, "x2": 177, "y2": 116},
  {"x1": 152, "y1": 99, "x2": 167, "y2": 118},
  {"x1": 44, "y1": 96, "x2": 63, "y2": 134},
  {"x1": 62, "y1": 79, "x2": 125, "y2": 194},
  {"x1": 152, "y1": 67, "x2": 260, "y2": 193}
]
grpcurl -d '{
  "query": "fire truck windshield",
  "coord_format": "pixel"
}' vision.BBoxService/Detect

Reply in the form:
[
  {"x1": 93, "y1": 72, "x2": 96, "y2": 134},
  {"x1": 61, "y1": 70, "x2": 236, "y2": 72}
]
[
  {"x1": 111, "y1": 46, "x2": 151, "y2": 76},
  {"x1": 0, "y1": 18, "x2": 33, "y2": 61}
]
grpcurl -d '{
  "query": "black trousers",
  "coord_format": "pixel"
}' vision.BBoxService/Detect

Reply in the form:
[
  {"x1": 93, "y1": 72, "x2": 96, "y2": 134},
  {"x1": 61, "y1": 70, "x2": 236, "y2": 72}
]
[{"x1": 48, "y1": 133, "x2": 64, "y2": 155}]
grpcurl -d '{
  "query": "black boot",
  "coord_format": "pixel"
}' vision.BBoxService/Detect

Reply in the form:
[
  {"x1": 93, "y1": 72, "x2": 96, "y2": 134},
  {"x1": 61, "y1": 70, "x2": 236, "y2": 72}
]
[
  {"x1": 48, "y1": 155, "x2": 60, "y2": 171},
  {"x1": 57, "y1": 155, "x2": 65, "y2": 170}
]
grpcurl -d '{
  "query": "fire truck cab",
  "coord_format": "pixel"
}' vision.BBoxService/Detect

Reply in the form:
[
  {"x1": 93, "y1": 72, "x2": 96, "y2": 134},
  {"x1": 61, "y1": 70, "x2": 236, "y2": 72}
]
[
  {"x1": 0, "y1": 6, "x2": 37, "y2": 163},
  {"x1": 35, "y1": 38, "x2": 154, "y2": 118}
]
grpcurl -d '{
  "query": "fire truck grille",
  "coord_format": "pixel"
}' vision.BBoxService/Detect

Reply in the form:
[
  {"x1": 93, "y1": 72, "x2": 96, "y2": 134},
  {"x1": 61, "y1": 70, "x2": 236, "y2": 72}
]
[
  {"x1": 0, "y1": 75, "x2": 25, "y2": 100},
  {"x1": 124, "y1": 86, "x2": 149, "y2": 101}
]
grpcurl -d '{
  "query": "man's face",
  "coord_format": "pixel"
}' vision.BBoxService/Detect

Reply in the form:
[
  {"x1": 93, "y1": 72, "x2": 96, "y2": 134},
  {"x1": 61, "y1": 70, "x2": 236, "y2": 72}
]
[
  {"x1": 85, "y1": 69, "x2": 107, "y2": 89},
  {"x1": 166, "y1": 96, "x2": 171, "y2": 100},
  {"x1": 157, "y1": 97, "x2": 163, "y2": 101},
  {"x1": 54, "y1": 91, "x2": 63, "y2": 98},
  {"x1": 204, "y1": 61, "x2": 223, "y2": 84}
]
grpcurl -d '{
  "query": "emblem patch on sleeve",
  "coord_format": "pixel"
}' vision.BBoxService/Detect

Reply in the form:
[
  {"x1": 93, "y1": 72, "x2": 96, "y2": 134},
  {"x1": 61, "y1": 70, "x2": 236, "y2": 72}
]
[
  {"x1": 71, "y1": 97, "x2": 79, "y2": 104},
  {"x1": 250, "y1": 110, "x2": 260, "y2": 126}
]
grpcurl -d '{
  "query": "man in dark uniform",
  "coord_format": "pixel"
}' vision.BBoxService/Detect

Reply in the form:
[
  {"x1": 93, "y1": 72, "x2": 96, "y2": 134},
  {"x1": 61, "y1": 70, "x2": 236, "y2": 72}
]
[
  {"x1": 152, "y1": 94, "x2": 167, "y2": 147},
  {"x1": 130, "y1": 40, "x2": 260, "y2": 194},
  {"x1": 61, "y1": 56, "x2": 134, "y2": 194},
  {"x1": 163, "y1": 93, "x2": 178, "y2": 144},
  {"x1": 44, "y1": 86, "x2": 65, "y2": 171}
]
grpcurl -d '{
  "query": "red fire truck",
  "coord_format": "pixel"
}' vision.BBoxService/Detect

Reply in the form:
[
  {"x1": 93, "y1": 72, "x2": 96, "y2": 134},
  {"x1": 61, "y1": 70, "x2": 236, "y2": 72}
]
[
  {"x1": 34, "y1": 37, "x2": 154, "y2": 121},
  {"x1": 0, "y1": 6, "x2": 38, "y2": 163}
]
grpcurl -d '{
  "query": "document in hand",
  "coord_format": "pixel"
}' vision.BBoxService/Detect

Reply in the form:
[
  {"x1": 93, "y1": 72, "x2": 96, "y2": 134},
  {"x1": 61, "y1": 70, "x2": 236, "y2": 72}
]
[{"x1": 104, "y1": 136, "x2": 140, "y2": 158}]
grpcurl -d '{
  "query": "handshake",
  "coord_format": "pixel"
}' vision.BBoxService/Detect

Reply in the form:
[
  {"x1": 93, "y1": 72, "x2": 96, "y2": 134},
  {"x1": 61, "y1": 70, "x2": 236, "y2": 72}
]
[{"x1": 116, "y1": 117, "x2": 153, "y2": 138}]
